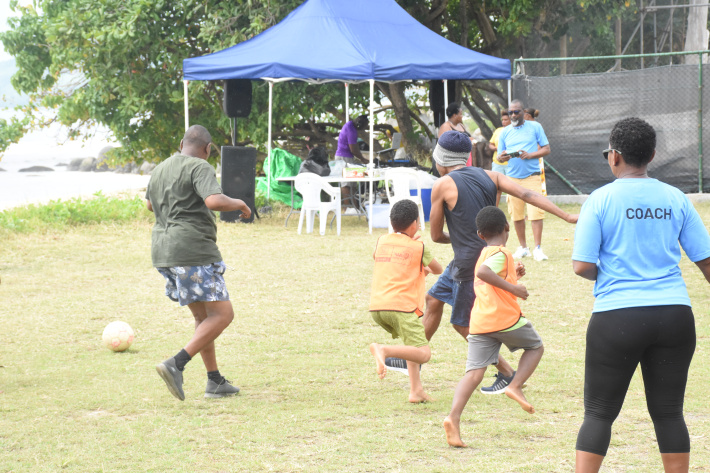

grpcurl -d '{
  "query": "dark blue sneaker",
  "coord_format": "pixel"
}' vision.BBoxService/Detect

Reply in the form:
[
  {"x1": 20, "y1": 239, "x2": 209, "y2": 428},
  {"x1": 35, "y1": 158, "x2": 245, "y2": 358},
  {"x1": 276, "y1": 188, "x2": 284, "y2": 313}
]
[
  {"x1": 385, "y1": 357, "x2": 409, "y2": 376},
  {"x1": 156, "y1": 358, "x2": 185, "y2": 401},
  {"x1": 480, "y1": 370, "x2": 515, "y2": 395},
  {"x1": 385, "y1": 357, "x2": 422, "y2": 376}
]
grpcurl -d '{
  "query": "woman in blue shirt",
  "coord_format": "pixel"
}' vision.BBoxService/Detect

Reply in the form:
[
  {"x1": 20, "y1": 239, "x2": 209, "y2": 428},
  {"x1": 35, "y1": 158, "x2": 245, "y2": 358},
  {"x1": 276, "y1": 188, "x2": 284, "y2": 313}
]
[{"x1": 572, "y1": 117, "x2": 710, "y2": 473}]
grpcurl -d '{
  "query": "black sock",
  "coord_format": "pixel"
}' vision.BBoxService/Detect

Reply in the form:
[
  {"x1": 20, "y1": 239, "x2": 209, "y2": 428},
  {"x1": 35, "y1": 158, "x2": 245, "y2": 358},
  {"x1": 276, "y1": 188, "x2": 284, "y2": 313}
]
[
  {"x1": 173, "y1": 349, "x2": 192, "y2": 371},
  {"x1": 207, "y1": 370, "x2": 224, "y2": 384}
]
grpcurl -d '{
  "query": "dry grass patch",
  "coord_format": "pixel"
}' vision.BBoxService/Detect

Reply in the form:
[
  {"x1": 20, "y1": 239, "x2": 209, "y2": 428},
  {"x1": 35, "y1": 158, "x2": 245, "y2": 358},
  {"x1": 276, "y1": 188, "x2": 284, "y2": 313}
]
[{"x1": 0, "y1": 202, "x2": 708, "y2": 472}]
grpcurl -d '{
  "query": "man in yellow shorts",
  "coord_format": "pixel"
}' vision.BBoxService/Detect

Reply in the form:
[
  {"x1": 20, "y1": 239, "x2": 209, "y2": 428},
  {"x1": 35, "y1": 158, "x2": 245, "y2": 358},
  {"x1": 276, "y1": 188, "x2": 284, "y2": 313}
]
[{"x1": 497, "y1": 99, "x2": 551, "y2": 261}]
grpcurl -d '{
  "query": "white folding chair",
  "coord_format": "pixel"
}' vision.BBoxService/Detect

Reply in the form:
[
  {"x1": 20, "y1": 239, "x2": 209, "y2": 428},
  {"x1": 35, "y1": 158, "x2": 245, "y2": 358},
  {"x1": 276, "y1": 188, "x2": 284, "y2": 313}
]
[
  {"x1": 383, "y1": 168, "x2": 425, "y2": 233},
  {"x1": 294, "y1": 173, "x2": 341, "y2": 236}
]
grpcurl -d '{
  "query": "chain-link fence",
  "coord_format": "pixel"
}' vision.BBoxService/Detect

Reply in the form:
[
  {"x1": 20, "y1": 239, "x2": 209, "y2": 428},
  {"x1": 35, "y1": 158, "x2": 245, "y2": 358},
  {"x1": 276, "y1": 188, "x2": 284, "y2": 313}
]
[{"x1": 512, "y1": 51, "x2": 709, "y2": 195}]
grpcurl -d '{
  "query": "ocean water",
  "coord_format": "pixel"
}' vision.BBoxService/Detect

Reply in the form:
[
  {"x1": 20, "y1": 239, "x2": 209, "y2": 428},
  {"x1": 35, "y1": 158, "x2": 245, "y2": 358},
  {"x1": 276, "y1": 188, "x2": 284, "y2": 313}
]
[{"x1": 0, "y1": 126, "x2": 150, "y2": 210}]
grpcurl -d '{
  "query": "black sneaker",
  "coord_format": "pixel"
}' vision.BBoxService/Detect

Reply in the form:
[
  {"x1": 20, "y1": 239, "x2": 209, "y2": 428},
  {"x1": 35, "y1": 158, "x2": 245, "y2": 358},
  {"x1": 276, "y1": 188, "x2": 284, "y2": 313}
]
[
  {"x1": 205, "y1": 378, "x2": 240, "y2": 398},
  {"x1": 385, "y1": 357, "x2": 409, "y2": 376},
  {"x1": 156, "y1": 358, "x2": 185, "y2": 401},
  {"x1": 480, "y1": 370, "x2": 515, "y2": 395}
]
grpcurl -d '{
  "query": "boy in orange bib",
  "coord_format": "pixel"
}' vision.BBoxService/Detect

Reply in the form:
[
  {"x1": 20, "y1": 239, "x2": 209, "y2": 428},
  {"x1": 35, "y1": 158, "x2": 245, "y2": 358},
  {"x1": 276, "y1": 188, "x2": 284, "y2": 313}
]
[
  {"x1": 444, "y1": 206, "x2": 544, "y2": 447},
  {"x1": 369, "y1": 200, "x2": 443, "y2": 403}
]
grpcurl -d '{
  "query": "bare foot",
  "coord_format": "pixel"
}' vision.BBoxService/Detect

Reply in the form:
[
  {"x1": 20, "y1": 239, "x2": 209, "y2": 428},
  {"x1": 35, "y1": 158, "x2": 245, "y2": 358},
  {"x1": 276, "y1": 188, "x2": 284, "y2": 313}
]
[
  {"x1": 443, "y1": 417, "x2": 466, "y2": 447},
  {"x1": 369, "y1": 343, "x2": 386, "y2": 379},
  {"x1": 409, "y1": 391, "x2": 434, "y2": 403},
  {"x1": 505, "y1": 386, "x2": 535, "y2": 414}
]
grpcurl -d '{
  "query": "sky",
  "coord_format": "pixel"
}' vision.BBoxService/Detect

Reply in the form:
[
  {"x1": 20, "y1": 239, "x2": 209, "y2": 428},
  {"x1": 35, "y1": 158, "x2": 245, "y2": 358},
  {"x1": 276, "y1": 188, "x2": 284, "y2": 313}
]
[
  {"x1": 0, "y1": 0, "x2": 15, "y2": 61},
  {"x1": 0, "y1": 0, "x2": 31, "y2": 61}
]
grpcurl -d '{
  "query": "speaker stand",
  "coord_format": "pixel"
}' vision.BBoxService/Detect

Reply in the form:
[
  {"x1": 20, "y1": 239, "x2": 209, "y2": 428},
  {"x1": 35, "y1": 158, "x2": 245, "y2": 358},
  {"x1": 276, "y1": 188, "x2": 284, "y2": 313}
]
[{"x1": 231, "y1": 118, "x2": 236, "y2": 146}]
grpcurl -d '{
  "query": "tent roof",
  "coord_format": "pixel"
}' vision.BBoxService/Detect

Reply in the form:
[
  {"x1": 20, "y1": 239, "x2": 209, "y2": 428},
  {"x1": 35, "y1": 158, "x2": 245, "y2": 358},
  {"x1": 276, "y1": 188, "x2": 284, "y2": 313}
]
[{"x1": 183, "y1": 0, "x2": 511, "y2": 82}]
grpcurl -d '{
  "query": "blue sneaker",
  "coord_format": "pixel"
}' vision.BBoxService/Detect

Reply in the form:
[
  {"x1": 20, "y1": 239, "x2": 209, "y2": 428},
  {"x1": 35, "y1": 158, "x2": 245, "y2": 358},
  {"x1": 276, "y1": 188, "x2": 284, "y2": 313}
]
[{"x1": 156, "y1": 358, "x2": 185, "y2": 401}]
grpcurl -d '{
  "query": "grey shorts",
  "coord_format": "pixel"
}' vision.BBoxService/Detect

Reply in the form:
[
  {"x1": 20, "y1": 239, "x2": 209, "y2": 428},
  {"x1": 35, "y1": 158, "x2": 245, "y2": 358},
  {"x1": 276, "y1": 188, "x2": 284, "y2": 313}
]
[
  {"x1": 157, "y1": 262, "x2": 230, "y2": 306},
  {"x1": 465, "y1": 321, "x2": 543, "y2": 372}
]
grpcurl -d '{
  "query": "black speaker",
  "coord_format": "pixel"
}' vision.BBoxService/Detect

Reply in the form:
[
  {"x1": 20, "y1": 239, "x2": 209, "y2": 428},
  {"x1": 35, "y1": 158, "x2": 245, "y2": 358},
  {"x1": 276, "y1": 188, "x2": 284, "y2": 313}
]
[
  {"x1": 429, "y1": 80, "x2": 457, "y2": 128},
  {"x1": 222, "y1": 79, "x2": 252, "y2": 118},
  {"x1": 220, "y1": 146, "x2": 256, "y2": 223}
]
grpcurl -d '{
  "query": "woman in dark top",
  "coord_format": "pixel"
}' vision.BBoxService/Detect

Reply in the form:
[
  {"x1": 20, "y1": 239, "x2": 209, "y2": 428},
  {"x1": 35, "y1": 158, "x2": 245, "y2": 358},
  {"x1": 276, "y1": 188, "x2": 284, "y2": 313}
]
[{"x1": 438, "y1": 102, "x2": 470, "y2": 137}]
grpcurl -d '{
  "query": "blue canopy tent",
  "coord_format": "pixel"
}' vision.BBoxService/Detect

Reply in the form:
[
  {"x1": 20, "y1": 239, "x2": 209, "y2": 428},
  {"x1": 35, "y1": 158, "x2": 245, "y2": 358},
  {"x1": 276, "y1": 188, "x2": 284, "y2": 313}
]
[{"x1": 183, "y1": 0, "x2": 511, "y2": 232}]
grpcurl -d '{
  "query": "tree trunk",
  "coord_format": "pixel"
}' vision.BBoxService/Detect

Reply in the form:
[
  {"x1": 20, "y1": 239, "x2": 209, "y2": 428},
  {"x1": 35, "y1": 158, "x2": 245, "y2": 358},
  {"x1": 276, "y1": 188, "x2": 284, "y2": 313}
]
[
  {"x1": 462, "y1": 84, "x2": 499, "y2": 138},
  {"x1": 378, "y1": 82, "x2": 431, "y2": 164},
  {"x1": 566, "y1": 36, "x2": 591, "y2": 74},
  {"x1": 472, "y1": 2, "x2": 499, "y2": 55},
  {"x1": 459, "y1": 0, "x2": 469, "y2": 47},
  {"x1": 615, "y1": 17, "x2": 622, "y2": 71},
  {"x1": 560, "y1": 34, "x2": 568, "y2": 75},
  {"x1": 683, "y1": 0, "x2": 710, "y2": 64}
]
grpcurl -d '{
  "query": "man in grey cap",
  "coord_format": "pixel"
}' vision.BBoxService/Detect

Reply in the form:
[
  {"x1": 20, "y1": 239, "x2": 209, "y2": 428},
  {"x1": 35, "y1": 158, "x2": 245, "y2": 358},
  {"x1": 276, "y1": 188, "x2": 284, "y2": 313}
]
[{"x1": 386, "y1": 130, "x2": 577, "y2": 394}]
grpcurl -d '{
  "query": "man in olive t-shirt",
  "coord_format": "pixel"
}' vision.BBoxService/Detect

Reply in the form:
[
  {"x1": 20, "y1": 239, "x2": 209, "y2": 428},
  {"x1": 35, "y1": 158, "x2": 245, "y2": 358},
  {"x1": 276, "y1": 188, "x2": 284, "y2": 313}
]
[{"x1": 146, "y1": 125, "x2": 251, "y2": 401}]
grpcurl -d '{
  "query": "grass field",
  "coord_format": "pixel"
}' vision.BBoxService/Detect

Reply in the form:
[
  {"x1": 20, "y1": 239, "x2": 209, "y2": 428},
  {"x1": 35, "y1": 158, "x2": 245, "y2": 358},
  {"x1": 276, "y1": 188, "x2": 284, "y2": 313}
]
[{"x1": 0, "y1": 200, "x2": 709, "y2": 472}]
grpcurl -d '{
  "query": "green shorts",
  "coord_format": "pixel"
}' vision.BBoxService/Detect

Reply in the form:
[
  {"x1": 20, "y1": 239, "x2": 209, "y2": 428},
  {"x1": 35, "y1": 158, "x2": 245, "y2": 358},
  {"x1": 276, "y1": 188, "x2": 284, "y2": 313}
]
[{"x1": 371, "y1": 310, "x2": 428, "y2": 348}]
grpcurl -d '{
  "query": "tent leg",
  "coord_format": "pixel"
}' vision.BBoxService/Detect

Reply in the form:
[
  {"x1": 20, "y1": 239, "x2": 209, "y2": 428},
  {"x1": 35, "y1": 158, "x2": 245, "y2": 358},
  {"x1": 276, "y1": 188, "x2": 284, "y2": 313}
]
[
  {"x1": 507, "y1": 80, "x2": 512, "y2": 108},
  {"x1": 443, "y1": 79, "x2": 448, "y2": 111},
  {"x1": 267, "y1": 81, "x2": 274, "y2": 200},
  {"x1": 368, "y1": 79, "x2": 374, "y2": 235},
  {"x1": 183, "y1": 80, "x2": 189, "y2": 132},
  {"x1": 345, "y1": 83, "x2": 349, "y2": 123}
]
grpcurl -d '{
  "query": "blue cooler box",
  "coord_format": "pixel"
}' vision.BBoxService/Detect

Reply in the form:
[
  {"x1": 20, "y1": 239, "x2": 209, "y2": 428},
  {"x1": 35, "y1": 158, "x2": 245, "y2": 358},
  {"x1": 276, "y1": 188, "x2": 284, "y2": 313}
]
[
  {"x1": 365, "y1": 204, "x2": 390, "y2": 228},
  {"x1": 412, "y1": 188, "x2": 432, "y2": 222}
]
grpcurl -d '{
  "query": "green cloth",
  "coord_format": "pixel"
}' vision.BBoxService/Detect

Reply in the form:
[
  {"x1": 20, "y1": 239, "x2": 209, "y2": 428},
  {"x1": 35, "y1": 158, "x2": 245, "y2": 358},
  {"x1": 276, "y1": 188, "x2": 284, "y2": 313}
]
[
  {"x1": 501, "y1": 317, "x2": 529, "y2": 332},
  {"x1": 146, "y1": 154, "x2": 223, "y2": 267},
  {"x1": 256, "y1": 148, "x2": 304, "y2": 209}
]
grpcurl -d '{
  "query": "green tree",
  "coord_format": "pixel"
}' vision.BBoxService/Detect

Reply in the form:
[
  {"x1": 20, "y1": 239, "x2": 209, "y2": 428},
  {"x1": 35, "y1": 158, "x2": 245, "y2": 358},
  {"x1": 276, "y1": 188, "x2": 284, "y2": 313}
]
[
  {"x1": 0, "y1": 0, "x2": 380, "y2": 164},
  {"x1": 1, "y1": 0, "x2": 637, "y2": 165}
]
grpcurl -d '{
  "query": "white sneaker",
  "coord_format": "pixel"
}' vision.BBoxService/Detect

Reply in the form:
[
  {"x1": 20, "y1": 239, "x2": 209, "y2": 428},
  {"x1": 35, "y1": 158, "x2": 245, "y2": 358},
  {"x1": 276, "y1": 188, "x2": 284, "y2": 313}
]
[
  {"x1": 533, "y1": 246, "x2": 548, "y2": 261},
  {"x1": 512, "y1": 246, "x2": 531, "y2": 259}
]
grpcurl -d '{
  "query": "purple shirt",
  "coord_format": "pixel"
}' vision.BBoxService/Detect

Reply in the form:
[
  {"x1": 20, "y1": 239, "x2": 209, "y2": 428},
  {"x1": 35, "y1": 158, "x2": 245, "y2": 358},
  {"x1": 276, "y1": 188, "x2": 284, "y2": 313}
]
[{"x1": 336, "y1": 121, "x2": 357, "y2": 158}]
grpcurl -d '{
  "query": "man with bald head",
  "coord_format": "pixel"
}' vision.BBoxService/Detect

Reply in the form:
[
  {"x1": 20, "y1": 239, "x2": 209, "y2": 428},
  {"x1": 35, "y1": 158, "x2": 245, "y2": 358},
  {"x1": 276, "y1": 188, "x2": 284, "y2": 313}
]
[
  {"x1": 147, "y1": 125, "x2": 251, "y2": 401},
  {"x1": 497, "y1": 99, "x2": 552, "y2": 261}
]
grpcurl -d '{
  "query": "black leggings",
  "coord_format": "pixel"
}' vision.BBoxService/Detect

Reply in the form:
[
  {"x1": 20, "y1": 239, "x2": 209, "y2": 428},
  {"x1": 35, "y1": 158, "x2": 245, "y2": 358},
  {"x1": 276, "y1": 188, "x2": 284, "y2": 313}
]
[{"x1": 576, "y1": 305, "x2": 696, "y2": 456}]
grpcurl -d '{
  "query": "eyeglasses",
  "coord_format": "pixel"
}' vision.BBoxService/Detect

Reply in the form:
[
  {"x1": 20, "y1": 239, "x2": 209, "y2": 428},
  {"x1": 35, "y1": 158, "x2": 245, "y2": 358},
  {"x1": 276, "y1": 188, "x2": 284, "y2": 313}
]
[
  {"x1": 602, "y1": 148, "x2": 622, "y2": 160},
  {"x1": 508, "y1": 109, "x2": 522, "y2": 115}
]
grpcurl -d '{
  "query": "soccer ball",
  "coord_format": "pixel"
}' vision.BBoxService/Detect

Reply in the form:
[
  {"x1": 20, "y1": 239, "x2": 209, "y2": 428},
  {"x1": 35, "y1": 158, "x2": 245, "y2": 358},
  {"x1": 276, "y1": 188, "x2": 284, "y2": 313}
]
[{"x1": 102, "y1": 321, "x2": 135, "y2": 352}]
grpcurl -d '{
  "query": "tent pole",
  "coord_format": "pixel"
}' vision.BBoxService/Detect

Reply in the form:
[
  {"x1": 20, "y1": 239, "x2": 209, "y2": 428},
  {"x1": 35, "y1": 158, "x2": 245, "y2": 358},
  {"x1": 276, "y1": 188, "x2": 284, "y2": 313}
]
[
  {"x1": 443, "y1": 79, "x2": 448, "y2": 111},
  {"x1": 345, "y1": 83, "x2": 349, "y2": 122},
  {"x1": 183, "y1": 80, "x2": 189, "y2": 131},
  {"x1": 507, "y1": 80, "x2": 512, "y2": 108},
  {"x1": 268, "y1": 81, "x2": 274, "y2": 200},
  {"x1": 368, "y1": 79, "x2": 374, "y2": 234}
]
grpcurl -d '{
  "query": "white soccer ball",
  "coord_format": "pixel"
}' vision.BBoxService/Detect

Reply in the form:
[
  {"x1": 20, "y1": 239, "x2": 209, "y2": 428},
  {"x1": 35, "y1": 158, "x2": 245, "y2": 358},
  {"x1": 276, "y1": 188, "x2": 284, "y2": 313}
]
[{"x1": 102, "y1": 321, "x2": 135, "y2": 352}]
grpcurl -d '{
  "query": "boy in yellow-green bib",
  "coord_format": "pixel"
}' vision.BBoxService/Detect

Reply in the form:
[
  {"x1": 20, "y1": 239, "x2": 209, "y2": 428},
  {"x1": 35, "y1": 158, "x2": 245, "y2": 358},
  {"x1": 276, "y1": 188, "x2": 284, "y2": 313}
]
[
  {"x1": 444, "y1": 206, "x2": 544, "y2": 447},
  {"x1": 368, "y1": 200, "x2": 442, "y2": 403}
]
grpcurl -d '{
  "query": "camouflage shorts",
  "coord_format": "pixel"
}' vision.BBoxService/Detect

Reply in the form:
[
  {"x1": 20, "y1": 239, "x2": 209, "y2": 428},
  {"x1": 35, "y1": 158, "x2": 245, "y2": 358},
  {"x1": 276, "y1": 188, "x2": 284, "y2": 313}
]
[{"x1": 156, "y1": 262, "x2": 230, "y2": 306}]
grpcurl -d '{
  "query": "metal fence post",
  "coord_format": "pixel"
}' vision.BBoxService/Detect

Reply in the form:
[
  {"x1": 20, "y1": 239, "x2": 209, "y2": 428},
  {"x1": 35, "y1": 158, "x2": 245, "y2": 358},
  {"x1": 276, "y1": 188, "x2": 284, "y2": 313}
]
[{"x1": 699, "y1": 52, "x2": 704, "y2": 193}]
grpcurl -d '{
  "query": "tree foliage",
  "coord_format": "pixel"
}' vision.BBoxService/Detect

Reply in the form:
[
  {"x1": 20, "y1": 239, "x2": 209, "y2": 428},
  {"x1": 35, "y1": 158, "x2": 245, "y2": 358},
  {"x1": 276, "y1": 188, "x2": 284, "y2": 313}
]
[{"x1": 0, "y1": 0, "x2": 644, "y2": 165}]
